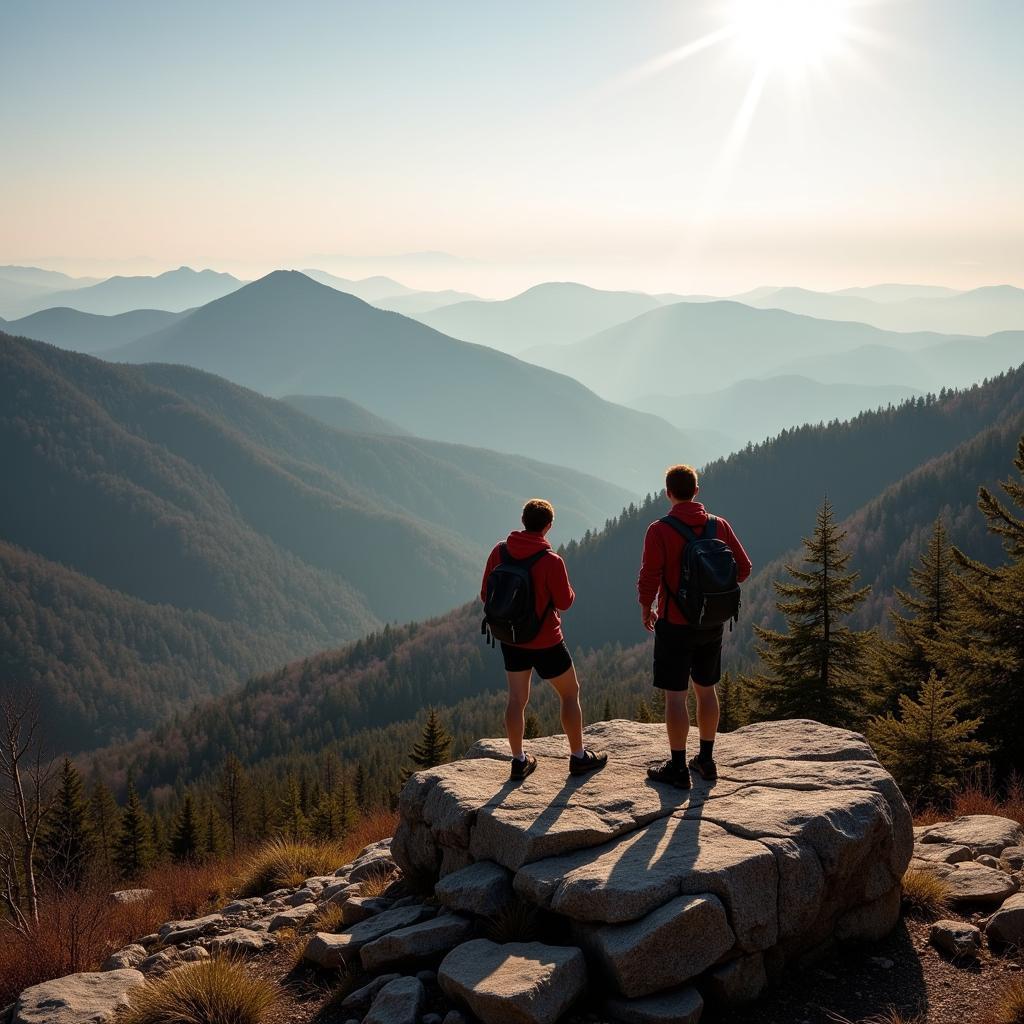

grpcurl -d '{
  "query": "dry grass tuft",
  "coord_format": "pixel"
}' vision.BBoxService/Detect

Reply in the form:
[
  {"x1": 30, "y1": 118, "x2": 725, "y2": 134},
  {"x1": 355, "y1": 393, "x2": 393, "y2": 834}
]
[
  {"x1": 828, "y1": 1010, "x2": 925, "y2": 1024},
  {"x1": 237, "y1": 839, "x2": 347, "y2": 897},
  {"x1": 484, "y1": 900, "x2": 541, "y2": 944},
  {"x1": 900, "y1": 868, "x2": 953, "y2": 919},
  {"x1": 357, "y1": 868, "x2": 396, "y2": 899},
  {"x1": 981, "y1": 976, "x2": 1024, "y2": 1024},
  {"x1": 121, "y1": 956, "x2": 277, "y2": 1024},
  {"x1": 309, "y1": 903, "x2": 345, "y2": 934}
]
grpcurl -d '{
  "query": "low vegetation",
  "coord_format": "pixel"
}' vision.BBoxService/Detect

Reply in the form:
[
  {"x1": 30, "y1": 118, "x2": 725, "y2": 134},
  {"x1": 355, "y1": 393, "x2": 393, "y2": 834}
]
[
  {"x1": 900, "y1": 868, "x2": 953, "y2": 920},
  {"x1": 237, "y1": 838, "x2": 348, "y2": 897},
  {"x1": 121, "y1": 957, "x2": 278, "y2": 1024},
  {"x1": 981, "y1": 977, "x2": 1024, "y2": 1024},
  {"x1": 828, "y1": 1010, "x2": 924, "y2": 1024}
]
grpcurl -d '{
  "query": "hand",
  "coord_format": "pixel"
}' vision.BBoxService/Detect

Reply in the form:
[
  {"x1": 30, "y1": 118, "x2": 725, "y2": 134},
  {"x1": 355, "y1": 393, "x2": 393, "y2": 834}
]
[{"x1": 642, "y1": 606, "x2": 658, "y2": 632}]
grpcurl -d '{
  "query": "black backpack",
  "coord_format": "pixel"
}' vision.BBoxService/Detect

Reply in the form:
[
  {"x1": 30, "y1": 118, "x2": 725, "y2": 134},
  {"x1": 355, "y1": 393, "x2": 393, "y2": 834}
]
[
  {"x1": 481, "y1": 545, "x2": 552, "y2": 646},
  {"x1": 660, "y1": 515, "x2": 741, "y2": 628}
]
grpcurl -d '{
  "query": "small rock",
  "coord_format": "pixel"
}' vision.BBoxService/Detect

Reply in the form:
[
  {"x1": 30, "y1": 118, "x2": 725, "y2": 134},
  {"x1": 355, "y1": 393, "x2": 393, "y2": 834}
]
[
  {"x1": 930, "y1": 920, "x2": 982, "y2": 959},
  {"x1": 340, "y1": 895, "x2": 394, "y2": 925},
  {"x1": 435, "y1": 862, "x2": 515, "y2": 918},
  {"x1": 911, "y1": 843, "x2": 972, "y2": 865},
  {"x1": 221, "y1": 898, "x2": 263, "y2": 915},
  {"x1": 416, "y1": 969, "x2": 437, "y2": 984},
  {"x1": 977, "y1": 855, "x2": 1001, "y2": 869},
  {"x1": 138, "y1": 934, "x2": 160, "y2": 950},
  {"x1": 138, "y1": 945, "x2": 209, "y2": 976},
  {"x1": 158, "y1": 913, "x2": 225, "y2": 945},
  {"x1": 986, "y1": 893, "x2": 1024, "y2": 946},
  {"x1": 102, "y1": 944, "x2": 147, "y2": 971},
  {"x1": 439, "y1": 939, "x2": 587, "y2": 1024},
  {"x1": 109, "y1": 889, "x2": 153, "y2": 905},
  {"x1": 705, "y1": 952, "x2": 767, "y2": 1003},
  {"x1": 208, "y1": 928, "x2": 278, "y2": 955},
  {"x1": 361, "y1": 914, "x2": 475, "y2": 971},
  {"x1": 286, "y1": 888, "x2": 319, "y2": 907},
  {"x1": 364, "y1": 976, "x2": 424, "y2": 1024},
  {"x1": 604, "y1": 987, "x2": 703, "y2": 1024},
  {"x1": 442, "y1": 1012, "x2": 467, "y2": 1024},
  {"x1": 12, "y1": 970, "x2": 144, "y2": 1024},
  {"x1": 341, "y1": 974, "x2": 402, "y2": 1011},
  {"x1": 350, "y1": 850, "x2": 397, "y2": 883},
  {"x1": 304, "y1": 905, "x2": 435, "y2": 967},
  {"x1": 268, "y1": 903, "x2": 316, "y2": 931},
  {"x1": 1000, "y1": 847, "x2": 1024, "y2": 872},
  {"x1": 946, "y1": 862, "x2": 1019, "y2": 905}
]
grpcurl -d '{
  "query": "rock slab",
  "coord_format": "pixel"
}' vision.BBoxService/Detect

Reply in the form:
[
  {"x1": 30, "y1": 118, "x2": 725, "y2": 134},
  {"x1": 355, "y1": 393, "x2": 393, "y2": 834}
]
[
  {"x1": 13, "y1": 970, "x2": 144, "y2": 1024},
  {"x1": 439, "y1": 939, "x2": 586, "y2": 1024}
]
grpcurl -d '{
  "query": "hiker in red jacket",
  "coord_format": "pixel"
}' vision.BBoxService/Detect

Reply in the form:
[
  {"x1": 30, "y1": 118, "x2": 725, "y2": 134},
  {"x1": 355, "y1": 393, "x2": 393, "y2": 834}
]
[
  {"x1": 637, "y1": 464, "x2": 752, "y2": 789},
  {"x1": 481, "y1": 499, "x2": 608, "y2": 782}
]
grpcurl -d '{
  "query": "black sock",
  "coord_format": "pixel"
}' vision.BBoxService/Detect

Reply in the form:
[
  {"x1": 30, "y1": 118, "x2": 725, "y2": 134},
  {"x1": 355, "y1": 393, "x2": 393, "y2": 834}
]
[
  {"x1": 699, "y1": 738, "x2": 715, "y2": 763},
  {"x1": 671, "y1": 749, "x2": 688, "y2": 769}
]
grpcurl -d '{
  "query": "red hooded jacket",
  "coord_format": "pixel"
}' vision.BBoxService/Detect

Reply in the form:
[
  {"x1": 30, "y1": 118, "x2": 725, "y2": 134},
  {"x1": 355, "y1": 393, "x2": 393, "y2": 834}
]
[
  {"x1": 638, "y1": 501, "x2": 752, "y2": 626},
  {"x1": 480, "y1": 530, "x2": 574, "y2": 649}
]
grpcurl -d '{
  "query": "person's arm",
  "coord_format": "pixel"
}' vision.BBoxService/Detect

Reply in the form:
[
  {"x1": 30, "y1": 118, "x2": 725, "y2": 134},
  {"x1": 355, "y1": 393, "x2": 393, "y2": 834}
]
[
  {"x1": 480, "y1": 546, "x2": 500, "y2": 602},
  {"x1": 548, "y1": 554, "x2": 575, "y2": 611},
  {"x1": 637, "y1": 524, "x2": 663, "y2": 631},
  {"x1": 719, "y1": 518, "x2": 753, "y2": 583}
]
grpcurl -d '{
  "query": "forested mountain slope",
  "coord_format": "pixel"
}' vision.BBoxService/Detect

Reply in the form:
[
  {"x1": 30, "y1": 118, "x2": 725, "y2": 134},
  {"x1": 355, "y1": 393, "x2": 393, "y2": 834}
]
[
  {"x1": 104, "y1": 271, "x2": 703, "y2": 490},
  {"x1": 0, "y1": 333, "x2": 629, "y2": 750},
  {"x1": 558, "y1": 367, "x2": 1024, "y2": 650}
]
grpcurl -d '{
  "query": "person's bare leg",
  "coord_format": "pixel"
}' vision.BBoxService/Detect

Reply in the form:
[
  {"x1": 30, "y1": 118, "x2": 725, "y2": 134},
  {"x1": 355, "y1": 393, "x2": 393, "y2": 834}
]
[
  {"x1": 546, "y1": 665, "x2": 584, "y2": 755},
  {"x1": 694, "y1": 684, "x2": 720, "y2": 743},
  {"x1": 505, "y1": 670, "x2": 532, "y2": 758},
  {"x1": 665, "y1": 689, "x2": 690, "y2": 753}
]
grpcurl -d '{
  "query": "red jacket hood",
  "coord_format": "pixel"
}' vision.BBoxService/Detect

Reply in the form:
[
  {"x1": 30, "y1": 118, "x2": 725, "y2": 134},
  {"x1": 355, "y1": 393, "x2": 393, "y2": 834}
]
[
  {"x1": 505, "y1": 530, "x2": 552, "y2": 558},
  {"x1": 668, "y1": 500, "x2": 710, "y2": 526}
]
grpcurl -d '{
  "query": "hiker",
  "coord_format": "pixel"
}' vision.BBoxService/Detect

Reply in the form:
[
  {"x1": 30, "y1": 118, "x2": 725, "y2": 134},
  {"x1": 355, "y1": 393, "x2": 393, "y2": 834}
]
[
  {"x1": 481, "y1": 499, "x2": 608, "y2": 781},
  {"x1": 638, "y1": 464, "x2": 752, "y2": 789}
]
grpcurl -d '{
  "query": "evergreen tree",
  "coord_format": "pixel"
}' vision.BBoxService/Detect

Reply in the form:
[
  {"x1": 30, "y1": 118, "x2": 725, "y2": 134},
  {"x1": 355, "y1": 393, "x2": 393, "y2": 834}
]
[
  {"x1": 523, "y1": 713, "x2": 541, "y2": 739},
  {"x1": 718, "y1": 673, "x2": 748, "y2": 732},
  {"x1": 872, "y1": 518, "x2": 957, "y2": 712},
  {"x1": 868, "y1": 673, "x2": 986, "y2": 803},
  {"x1": 38, "y1": 757, "x2": 94, "y2": 889},
  {"x1": 601, "y1": 698, "x2": 613, "y2": 722},
  {"x1": 408, "y1": 708, "x2": 453, "y2": 772},
  {"x1": 634, "y1": 698, "x2": 654, "y2": 723},
  {"x1": 170, "y1": 793, "x2": 202, "y2": 863},
  {"x1": 310, "y1": 793, "x2": 340, "y2": 841},
  {"x1": 745, "y1": 499, "x2": 872, "y2": 726},
  {"x1": 89, "y1": 780, "x2": 121, "y2": 881},
  {"x1": 354, "y1": 764, "x2": 368, "y2": 811},
  {"x1": 217, "y1": 754, "x2": 248, "y2": 856},
  {"x1": 280, "y1": 774, "x2": 307, "y2": 842},
  {"x1": 204, "y1": 800, "x2": 224, "y2": 858},
  {"x1": 115, "y1": 780, "x2": 155, "y2": 879},
  {"x1": 926, "y1": 436, "x2": 1024, "y2": 772}
]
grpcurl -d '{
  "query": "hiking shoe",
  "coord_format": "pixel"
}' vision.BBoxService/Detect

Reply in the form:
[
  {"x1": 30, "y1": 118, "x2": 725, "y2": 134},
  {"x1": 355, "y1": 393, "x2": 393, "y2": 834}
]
[
  {"x1": 646, "y1": 758, "x2": 692, "y2": 790},
  {"x1": 510, "y1": 754, "x2": 537, "y2": 781},
  {"x1": 569, "y1": 748, "x2": 608, "y2": 776},
  {"x1": 689, "y1": 756, "x2": 718, "y2": 782}
]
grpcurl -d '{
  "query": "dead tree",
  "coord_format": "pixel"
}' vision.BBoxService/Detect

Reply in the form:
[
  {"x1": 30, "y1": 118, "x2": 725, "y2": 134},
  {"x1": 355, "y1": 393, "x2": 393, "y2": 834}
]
[{"x1": 0, "y1": 696, "x2": 56, "y2": 931}]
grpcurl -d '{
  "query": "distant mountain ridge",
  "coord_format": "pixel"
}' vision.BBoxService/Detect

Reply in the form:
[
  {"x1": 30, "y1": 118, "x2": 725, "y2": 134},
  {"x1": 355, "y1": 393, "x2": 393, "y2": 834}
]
[
  {"x1": 103, "y1": 270, "x2": 707, "y2": 490},
  {"x1": 4, "y1": 306, "x2": 186, "y2": 353}
]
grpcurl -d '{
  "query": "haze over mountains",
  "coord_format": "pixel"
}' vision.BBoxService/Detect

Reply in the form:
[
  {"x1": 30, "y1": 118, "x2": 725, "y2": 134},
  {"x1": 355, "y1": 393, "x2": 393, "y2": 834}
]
[{"x1": 100, "y1": 270, "x2": 706, "y2": 490}]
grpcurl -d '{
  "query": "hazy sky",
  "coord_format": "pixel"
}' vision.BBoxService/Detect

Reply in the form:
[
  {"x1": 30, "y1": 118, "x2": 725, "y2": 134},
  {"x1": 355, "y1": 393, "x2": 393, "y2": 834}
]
[{"x1": 2, "y1": 0, "x2": 1022, "y2": 296}]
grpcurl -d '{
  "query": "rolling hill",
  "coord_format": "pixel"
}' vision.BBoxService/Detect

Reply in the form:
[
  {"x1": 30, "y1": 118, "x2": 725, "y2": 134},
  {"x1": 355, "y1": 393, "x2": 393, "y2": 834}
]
[
  {"x1": 281, "y1": 394, "x2": 408, "y2": 435},
  {"x1": 374, "y1": 288, "x2": 479, "y2": 315},
  {"x1": 12, "y1": 266, "x2": 243, "y2": 317},
  {"x1": 0, "y1": 266, "x2": 98, "y2": 317},
  {"x1": 4, "y1": 306, "x2": 185, "y2": 353},
  {"x1": 1, "y1": 332, "x2": 630, "y2": 751},
  {"x1": 629, "y1": 376, "x2": 920, "y2": 446},
  {"x1": 104, "y1": 270, "x2": 705, "y2": 490},
  {"x1": 416, "y1": 281, "x2": 667, "y2": 353},
  {"x1": 523, "y1": 300, "x2": 957, "y2": 402}
]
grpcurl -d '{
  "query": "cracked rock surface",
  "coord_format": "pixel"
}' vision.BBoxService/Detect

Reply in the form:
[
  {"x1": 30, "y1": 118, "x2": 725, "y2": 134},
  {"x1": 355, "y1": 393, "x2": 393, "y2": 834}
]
[{"x1": 393, "y1": 719, "x2": 913, "y2": 1000}]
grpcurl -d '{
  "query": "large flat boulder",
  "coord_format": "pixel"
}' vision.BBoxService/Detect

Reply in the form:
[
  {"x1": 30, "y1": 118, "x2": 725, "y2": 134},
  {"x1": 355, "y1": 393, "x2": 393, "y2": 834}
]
[
  {"x1": 918, "y1": 815, "x2": 1024, "y2": 857},
  {"x1": 360, "y1": 914, "x2": 475, "y2": 971},
  {"x1": 985, "y1": 892, "x2": 1024, "y2": 946},
  {"x1": 439, "y1": 939, "x2": 586, "y2": 1024},
  {"x1": 304, "y1": 904, "x2": 435, "y2": 968},
  {"x1": 13, "y1": 970, "x2": 144, "y2": 1024},
  {"x1": 396, "y1": 720, "x2": 912, "y2": 1003},
  {"x1": 364, "y1": 977, "x2": 424, "y2": 1024}
]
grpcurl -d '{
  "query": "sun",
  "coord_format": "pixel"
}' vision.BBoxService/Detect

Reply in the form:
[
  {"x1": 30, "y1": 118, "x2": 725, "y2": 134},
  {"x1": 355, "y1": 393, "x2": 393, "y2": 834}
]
[{"x1": 727, "y1": 0, "x2": 852, "y2": 71}]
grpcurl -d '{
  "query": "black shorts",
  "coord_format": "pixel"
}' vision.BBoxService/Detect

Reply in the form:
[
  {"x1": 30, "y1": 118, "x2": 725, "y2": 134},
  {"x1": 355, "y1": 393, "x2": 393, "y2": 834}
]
[
  {"x1": 653, "y1": 620, "x2": 724, "y2": 689},
  {"x1": 500, "y1": 641, "x2": 573, "y2": 680}
]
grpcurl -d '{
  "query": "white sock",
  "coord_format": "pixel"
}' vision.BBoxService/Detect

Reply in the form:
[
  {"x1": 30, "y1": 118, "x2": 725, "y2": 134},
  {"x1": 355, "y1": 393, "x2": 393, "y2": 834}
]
[
  {"x1": 513, "y1": 752, "x2": 527, "y2": 762},
  {"x1": 571, "y1": 748, "x2": 585, "y2": 758}
]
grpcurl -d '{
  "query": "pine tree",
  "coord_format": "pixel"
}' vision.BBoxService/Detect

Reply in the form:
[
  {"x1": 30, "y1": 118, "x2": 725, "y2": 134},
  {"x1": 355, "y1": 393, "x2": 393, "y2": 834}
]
[
  {"x1": 217, "y1": 754, "x2": 248, "y2": 856},
  {"x1": 170, "y1": 793, "x2": 202, "y2": 863},
  {"x1": 407, "y1": 708, "x2": 453, "y2": 772},
  {"x1": 635, "y1": 698, "x2": 654, "y2": 723},
  {"x1": 718, "y1": 673, "x2": 749, "y2": 732},
  {"x1": 926, "y1": 436, "x2": 1024, "y2": 773},
  {"x1": 745, "y1": 499, "x2": 872, "y2": 726},
  {"x1": 601, "y1": 698, "x2": 613, "y2": 722},
  {"x1": 38, "y1": 757, "x2": 94, "y2": 889},
  {"x1": 115, "y1": 780, "x2": 155, "y2": 880},
  {"x1": 204, "y1": 800, "x2": 224, "y2": 859},
  {"x1": 354, "y1": 764, "x2": 368, "y2": 811},
  {"x1": 871, "y1": 518, "x2": 957, "y2": 713},
  {"x1": 280, "y1": 774, "x2": 307, "y2": 842},
  {"x1": 337, "y1": 775, "x2": 358, "y2": 837},
  {"x1": 310, "y1": 794, "x2": 340, "y2": 840},
  {"x1": 523, "y1": 713, "x2": 541, "y2": 740},
  {"x1": 868, "y1": 673, "x2": 986, "y2": 803},
  {"x1": 89, "y1": 780, "x2": 121, "y2": 881}
]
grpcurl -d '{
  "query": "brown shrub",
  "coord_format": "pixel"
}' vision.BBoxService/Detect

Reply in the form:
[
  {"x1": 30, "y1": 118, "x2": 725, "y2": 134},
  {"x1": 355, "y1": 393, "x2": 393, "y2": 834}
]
[
  {"x1": 981, "y1": 976, "x2": 1024, "y2": 1024},
  {"x1": 900, "y1": 868, "x2": 952, "y2": 920}
]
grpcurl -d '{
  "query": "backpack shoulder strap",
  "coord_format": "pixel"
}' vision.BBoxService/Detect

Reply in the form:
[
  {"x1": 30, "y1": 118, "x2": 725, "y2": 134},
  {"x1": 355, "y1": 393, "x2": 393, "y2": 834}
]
[
  {"x1": 703, "y1": 515, "x2": 717, "y2": 540},
  {"x1": 501, "y1": 546, "x2": 551, "y2": 569},
  {"x1": 659, "y1": 515, "x2": 699, "y2": 543}
]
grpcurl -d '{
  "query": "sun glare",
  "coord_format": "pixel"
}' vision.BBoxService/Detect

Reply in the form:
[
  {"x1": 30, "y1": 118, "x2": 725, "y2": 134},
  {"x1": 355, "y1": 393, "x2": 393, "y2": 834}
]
[{"x1": 728, "y1": 0, "x2": 851, "y2": 71}]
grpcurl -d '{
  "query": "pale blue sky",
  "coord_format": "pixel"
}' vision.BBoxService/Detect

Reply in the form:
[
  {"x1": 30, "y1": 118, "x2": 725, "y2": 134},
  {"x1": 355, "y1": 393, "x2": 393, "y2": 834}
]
[{"x1": 2, "y1": 1, "x2": 1022, "y2": 294}]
